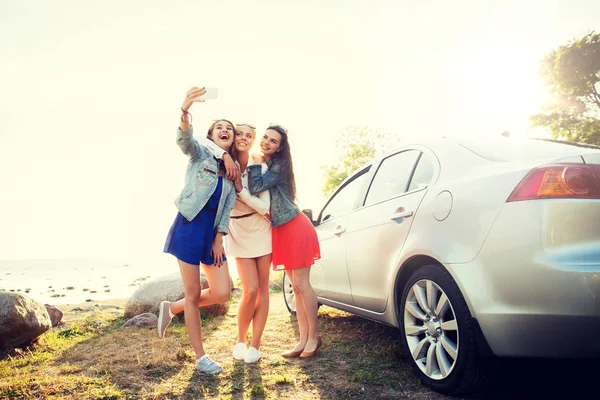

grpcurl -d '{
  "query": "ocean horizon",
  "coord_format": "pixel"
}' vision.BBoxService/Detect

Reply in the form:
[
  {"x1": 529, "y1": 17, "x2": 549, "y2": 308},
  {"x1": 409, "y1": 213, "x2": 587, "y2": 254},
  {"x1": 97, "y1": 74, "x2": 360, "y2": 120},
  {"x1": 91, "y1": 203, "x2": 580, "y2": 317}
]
[{"x1": 0, "y1": 257, "x2": 240, "y2": 306}]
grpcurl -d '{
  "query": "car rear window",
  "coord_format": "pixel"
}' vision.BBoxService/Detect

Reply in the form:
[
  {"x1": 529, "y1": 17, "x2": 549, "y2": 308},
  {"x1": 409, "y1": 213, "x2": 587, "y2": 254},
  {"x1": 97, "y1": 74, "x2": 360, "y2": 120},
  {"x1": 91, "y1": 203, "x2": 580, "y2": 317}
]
[{"x1": 454, "y1": 136, "x2": 600, "y2": 162}]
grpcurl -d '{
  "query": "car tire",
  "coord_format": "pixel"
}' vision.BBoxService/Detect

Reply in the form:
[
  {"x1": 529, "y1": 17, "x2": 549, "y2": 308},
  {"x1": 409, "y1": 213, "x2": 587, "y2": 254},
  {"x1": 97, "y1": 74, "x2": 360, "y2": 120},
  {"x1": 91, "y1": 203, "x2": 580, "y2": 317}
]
[
  {"x1": 399, "y1": 264, "x2": 488, "y2": 395},
  {"x1": 282, "y1": 271, "x2": 297, "y2": 316}
]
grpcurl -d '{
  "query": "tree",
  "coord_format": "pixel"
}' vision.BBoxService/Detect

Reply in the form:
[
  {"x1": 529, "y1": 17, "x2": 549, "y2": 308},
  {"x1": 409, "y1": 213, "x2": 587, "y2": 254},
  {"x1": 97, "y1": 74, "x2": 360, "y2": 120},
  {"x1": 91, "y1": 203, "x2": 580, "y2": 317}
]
[
  {"x1": 530, "y1": 31, "x2": 600, "y2": 144},
  {"x1": 321, "y1": 126, "x2": 400, "y2": 197}
]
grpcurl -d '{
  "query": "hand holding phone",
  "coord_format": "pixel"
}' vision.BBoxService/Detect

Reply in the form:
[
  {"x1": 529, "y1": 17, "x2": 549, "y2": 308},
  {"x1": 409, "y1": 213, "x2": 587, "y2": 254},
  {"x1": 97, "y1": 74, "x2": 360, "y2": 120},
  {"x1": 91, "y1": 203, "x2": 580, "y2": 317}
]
[
  {"x1": 202, "y1": 87, "x2": 218, "y2": 100},
  {"x1": 181, "y1": 86, "x2": 218, "y2": 113}
]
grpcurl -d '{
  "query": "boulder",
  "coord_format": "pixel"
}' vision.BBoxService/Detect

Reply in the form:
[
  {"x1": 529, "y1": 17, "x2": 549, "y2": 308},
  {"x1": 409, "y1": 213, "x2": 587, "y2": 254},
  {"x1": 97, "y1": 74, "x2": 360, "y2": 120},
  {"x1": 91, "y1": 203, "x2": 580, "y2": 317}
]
[
  {"x1": 124, "y1": 271, "x2": 231, "y2": 319},
  {"x1": 269, "y1": 279, "x2": 282, "y2": 292},
  {"x1": 231, "y1": 287, "x2": 243, "y2": 296},
  {"x1": 122, "y1": 313, "x2": 158, "y2": 328},
  {"x1": 44, "y1": 304, "x2": 63, "y2": 327},
  {"x1": 0, "y1": 292, "x2": 51, "y2": 355}
]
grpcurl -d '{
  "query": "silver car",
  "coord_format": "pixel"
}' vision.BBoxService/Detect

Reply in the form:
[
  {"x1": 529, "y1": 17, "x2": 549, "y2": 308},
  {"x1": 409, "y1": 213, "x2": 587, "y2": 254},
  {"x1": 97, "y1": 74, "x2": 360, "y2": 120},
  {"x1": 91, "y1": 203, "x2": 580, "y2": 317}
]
[{"x1": 283, "y1": 135, "x2": 600, "y2": 395}]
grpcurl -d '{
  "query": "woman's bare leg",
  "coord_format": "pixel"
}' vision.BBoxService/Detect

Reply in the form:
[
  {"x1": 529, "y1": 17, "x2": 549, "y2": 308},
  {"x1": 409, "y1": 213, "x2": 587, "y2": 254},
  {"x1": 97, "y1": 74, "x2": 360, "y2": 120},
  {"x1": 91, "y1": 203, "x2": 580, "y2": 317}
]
[
  {"x1": 169, "y1": 261, "x2": 232, "y2": 315},
  {"x1": 285, "y1": 270, "x2": 309, "y2": 352},
  {"x1": 177, "y1": 259, "x2": 205, "y2": 359},
  {"x1": 250, "y1": 254, "x2": 272, "y2": 349},
  {"x1": 291, "y1": 267, "x2": 320, "y2": 352},
  {"x1": 236, "y1": 258, "x2": 259, "y2": 344},
  {"x1": 200, "y1": 262, "x2": 231, "y2": 306}
]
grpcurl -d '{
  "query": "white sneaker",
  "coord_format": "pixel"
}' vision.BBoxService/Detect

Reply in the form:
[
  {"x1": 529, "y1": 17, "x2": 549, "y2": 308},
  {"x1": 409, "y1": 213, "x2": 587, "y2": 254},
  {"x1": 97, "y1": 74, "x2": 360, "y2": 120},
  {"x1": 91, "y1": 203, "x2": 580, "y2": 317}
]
[
  {"x1": 157, "y1": 301, "x2": 173, "y2": 338},
  {"x1": 244, "y1": 347, "x2": 261, "y2": 364},
  {"x1": 195, "y1": 354, "x2": 223, "y2": 374},
  {"x1": 233, "y1": 342, "x2": 247, "y2": 360}
]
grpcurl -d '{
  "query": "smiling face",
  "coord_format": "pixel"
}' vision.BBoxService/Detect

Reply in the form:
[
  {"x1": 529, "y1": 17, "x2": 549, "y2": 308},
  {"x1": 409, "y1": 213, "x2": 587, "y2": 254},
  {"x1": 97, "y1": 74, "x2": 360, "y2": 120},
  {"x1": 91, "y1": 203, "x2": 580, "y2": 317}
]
[
  {"x1": 260, "y1": 129, "x2": 282, "y2": 157},
  {"x1": 234, "y1": 124, "x2": 255, "y2": 153},
  {"x1": 208, "y1": 120, "x2": 235, "y2": 151}
]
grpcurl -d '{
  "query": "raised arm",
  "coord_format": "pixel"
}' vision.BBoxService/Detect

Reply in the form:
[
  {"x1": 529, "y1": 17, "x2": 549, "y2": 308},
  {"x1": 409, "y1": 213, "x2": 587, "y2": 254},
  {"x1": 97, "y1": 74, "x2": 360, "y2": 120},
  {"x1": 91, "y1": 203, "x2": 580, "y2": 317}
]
[{"x1": 178, "y1": 87, "x2": 239, "y2": 180}]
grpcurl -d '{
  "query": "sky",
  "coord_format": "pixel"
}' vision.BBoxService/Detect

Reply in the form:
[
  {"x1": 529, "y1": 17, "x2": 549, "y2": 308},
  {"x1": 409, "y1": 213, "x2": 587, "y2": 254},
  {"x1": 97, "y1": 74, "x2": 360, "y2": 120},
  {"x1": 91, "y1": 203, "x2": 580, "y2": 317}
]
[{"x1": 1, "y1": 0, "x2": 599, "y2": 261}]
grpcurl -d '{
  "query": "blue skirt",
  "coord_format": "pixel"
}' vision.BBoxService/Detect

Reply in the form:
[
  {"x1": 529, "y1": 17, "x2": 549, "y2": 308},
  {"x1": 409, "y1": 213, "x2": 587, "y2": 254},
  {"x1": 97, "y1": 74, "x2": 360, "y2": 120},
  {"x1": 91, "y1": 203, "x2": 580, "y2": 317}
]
[{"x1": 163, "y1": 177, "x2": 226, "y2": 265}]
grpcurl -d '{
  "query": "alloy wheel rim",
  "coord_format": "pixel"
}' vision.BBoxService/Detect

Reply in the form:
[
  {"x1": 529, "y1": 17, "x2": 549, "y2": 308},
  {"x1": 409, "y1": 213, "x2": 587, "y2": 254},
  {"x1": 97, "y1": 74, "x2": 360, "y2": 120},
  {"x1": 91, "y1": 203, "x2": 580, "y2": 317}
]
[
  {"x1": 403, "y1": 279, "x2": 459, "y2": 380},
  {"x1": 283, "y1": 272, "x2": 296, "y2": 313}
]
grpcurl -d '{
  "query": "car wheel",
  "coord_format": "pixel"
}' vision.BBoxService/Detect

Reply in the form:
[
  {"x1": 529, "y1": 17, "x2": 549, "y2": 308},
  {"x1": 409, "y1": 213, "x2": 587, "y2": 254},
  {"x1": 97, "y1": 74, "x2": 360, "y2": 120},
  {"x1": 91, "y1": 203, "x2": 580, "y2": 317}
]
[
  {"x1": 399, "y1": 264, "x2": 488, "y2": 395},
  {"x1": 282, "y1": 271, "x2": 296, "y2": 316}
]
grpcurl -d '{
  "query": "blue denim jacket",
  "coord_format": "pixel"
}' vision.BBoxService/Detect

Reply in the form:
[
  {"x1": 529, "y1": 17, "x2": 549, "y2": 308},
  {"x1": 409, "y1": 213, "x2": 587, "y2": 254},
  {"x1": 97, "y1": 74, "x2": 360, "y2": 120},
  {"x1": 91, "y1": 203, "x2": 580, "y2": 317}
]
[
  {"x1": 174, "y1": 127, "x2": 237, "y2": 234},
  {"x1": 247, "y1": 161, "x2": 299, "y2": 227}
]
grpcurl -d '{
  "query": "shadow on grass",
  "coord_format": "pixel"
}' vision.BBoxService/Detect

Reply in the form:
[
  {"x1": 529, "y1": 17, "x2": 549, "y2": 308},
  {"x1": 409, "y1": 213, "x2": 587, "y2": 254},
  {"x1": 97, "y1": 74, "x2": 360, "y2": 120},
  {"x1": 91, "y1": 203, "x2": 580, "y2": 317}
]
[
  {"x1": 476, "y1": 358, "x2": 600, "y2": 400},
  {"x1": 48, "y1": 308, "x2": 228, "y2": 398},
  {"x1": 287, "y1": 305, "x2": 600, "y2": 400},
  {"x1": 282, "y1": 305, "x2": 439, "y2": 400},
  {"x1": 178, "y1": 356, "x2": 267, "y2": 399}
]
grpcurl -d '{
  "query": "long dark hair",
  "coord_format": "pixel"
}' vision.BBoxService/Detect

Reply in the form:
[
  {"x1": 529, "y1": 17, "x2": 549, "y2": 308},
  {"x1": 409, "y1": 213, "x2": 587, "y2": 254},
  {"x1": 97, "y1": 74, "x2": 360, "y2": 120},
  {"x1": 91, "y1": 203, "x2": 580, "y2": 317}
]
[
  {"x1": 267, "y1": 124, "x2": 296, "y2": 200},
  {"x1": 206, "y1": 119, "x2": 237, "y2": 162}
]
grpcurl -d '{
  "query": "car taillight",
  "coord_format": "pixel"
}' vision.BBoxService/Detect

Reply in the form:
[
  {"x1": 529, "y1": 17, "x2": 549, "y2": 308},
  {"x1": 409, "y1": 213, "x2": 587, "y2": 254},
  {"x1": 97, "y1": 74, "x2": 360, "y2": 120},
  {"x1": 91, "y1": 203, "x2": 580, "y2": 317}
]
[{"x1": 507, "y1": 163, "x2": 600, "y2": 202}]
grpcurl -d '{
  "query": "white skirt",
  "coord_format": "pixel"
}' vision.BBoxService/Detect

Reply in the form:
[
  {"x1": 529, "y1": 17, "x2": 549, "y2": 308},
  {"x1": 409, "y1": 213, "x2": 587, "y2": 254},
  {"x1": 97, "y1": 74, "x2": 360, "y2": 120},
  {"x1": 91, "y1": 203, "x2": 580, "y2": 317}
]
[{"x1": 225, "y1": 213, "x2": 272, "y2": 258}]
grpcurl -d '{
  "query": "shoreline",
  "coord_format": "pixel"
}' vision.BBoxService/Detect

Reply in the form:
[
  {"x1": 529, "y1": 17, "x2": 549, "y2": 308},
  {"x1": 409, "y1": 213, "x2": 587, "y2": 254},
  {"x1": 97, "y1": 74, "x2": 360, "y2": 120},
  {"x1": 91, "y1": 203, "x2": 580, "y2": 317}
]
[
  {"x1": 59, "y1": 297, "x2": 129, "y2": 310},
  {"x1": 57, "y1": 297, "x2": 130, "y2": 322},
  {"x1": 0, "y1": 257, "x2": 243, "y2": 307},
  {"x1": 0, "y1": 258, "x2": 170, "y2": 306}
]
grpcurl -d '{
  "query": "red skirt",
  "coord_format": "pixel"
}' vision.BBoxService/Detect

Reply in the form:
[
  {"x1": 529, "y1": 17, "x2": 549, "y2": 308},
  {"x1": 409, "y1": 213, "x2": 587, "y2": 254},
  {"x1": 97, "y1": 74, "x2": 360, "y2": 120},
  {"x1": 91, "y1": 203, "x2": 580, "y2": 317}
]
[{"x1": 272, "y1": 212, "x2": 321, "y2": 271}]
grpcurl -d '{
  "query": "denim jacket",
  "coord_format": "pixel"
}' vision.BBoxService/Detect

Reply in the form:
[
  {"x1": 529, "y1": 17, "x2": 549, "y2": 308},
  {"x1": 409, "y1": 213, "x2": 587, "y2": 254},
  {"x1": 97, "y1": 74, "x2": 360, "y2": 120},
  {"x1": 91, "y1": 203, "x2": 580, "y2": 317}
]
[
  {"x1": 247, "y1": 161, "x2": 299, "y2": 227},
  {"x1": 174, "y1": 127, "x2": 237, "y2": 235}
]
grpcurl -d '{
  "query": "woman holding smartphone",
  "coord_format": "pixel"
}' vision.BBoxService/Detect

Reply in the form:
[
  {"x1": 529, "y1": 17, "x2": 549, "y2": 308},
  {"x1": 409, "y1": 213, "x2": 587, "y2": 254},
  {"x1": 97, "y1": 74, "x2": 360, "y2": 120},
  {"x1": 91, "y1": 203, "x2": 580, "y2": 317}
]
[
  {"x1": 158, "y1": 86, "x2": 239, "y2": 375},
  {"x1": 247, "y1": 124, "x2": 322, "y2": 359},
  {"x1": 226, "y1": 123, "x2": 272, "y2": 364}
]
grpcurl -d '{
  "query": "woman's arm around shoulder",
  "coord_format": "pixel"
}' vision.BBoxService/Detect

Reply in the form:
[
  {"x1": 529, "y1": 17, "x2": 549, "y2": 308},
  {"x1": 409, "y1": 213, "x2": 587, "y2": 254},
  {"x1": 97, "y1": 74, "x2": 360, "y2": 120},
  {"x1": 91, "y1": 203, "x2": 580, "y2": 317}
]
[
  {"x1": 215, "y1": 181, "x2": 238, "y2": 236},
  {"x1": 237, "y1": 163, "x2": 270, "y2": 215},
  {"x1": 247, "y1": 158, "x2": 284, "y2": 195}
]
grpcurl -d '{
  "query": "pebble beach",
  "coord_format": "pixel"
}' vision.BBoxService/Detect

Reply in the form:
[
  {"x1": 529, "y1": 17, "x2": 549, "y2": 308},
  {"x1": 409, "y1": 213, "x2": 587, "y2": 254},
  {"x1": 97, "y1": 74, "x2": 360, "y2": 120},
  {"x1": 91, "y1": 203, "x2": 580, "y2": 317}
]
[{"x1": 0, "y1": 258, "x2": 182, "y2": 305}]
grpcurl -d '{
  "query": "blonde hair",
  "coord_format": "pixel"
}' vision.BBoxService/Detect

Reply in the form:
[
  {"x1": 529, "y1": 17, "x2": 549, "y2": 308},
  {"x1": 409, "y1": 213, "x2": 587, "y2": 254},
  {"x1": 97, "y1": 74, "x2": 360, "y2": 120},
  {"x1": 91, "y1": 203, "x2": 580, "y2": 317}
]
[{"x1": 235, "y1": 123, "x2": 256, "y2": 138}]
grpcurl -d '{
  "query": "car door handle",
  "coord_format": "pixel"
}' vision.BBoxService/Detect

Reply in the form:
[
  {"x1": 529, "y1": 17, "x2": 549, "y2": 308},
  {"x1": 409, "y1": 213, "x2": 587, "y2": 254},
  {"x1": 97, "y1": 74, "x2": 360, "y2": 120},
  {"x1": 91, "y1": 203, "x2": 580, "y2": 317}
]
[
  {"x1": 333, "y1": 225, "x2": 346, "y2": 235},
  {"x1": 390, "y1": 210, "x2": 413, "y2": 220}
]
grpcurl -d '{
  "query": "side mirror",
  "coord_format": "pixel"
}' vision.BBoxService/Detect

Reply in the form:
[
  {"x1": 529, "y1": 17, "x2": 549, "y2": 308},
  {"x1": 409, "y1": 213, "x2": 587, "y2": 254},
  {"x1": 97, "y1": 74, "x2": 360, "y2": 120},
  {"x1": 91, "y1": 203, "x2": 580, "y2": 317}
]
[{"x1": 301, "y1": 209, "x2": 317, "y2": 226}]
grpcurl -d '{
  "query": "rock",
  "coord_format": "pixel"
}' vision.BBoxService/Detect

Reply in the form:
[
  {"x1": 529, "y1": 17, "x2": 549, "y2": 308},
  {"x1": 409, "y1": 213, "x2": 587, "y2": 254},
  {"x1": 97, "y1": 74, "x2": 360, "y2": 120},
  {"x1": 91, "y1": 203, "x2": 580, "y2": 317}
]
[
  {"x1": 269, "y1": 279, "x2": 282, "y2": 291},
  {"x1": 122, "y1": 313, "x2": 158, "y2": 328},
  {"x1": 124, "y1": 271, "x2": 231, "y2": 319},
  {"x1": 0, "y1": 292, "x2": 51, "y2": 355},
  {"x1": 99, "y1": 304, "x2": 121, "y2": 310},
  {"x1": 44, "y1": 304, "x2": 64, "y2": 327}
]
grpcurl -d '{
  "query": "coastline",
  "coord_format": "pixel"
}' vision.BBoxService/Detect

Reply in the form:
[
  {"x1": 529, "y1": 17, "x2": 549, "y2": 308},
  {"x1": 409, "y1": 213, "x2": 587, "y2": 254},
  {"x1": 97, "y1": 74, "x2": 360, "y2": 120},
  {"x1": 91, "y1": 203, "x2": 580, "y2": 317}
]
[
  {"x1": 60, "y1": 297, "x2": 129, "y2": 313},
  {"x1": 0, "y1": 258, "x2": 174, "y2": 306},
  {"x1": 1, "y1": 257, "x2": 243, "y2": 306}
]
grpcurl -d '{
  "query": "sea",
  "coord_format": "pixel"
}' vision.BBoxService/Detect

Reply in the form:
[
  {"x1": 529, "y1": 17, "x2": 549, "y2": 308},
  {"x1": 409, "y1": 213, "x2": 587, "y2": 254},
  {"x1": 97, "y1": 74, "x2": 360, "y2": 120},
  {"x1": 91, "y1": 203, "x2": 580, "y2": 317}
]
[{"x1": 0, "y1": 257, "x2": 239, "y2": 305}]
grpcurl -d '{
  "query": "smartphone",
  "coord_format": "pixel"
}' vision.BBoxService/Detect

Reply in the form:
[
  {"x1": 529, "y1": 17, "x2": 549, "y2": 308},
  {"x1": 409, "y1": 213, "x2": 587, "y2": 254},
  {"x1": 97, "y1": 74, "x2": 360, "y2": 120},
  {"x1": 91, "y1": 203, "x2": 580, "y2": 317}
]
[{"x1": 203, "y1": 87, "x2": 218, "y2": 100}]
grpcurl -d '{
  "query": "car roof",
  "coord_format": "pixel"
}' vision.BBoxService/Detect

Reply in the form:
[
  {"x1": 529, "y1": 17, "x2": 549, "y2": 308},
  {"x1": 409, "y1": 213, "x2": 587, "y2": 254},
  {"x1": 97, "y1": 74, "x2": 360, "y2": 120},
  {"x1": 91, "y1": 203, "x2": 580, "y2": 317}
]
[{"x1": 381, "y1": 134, "x2": 600, "y2": 163}]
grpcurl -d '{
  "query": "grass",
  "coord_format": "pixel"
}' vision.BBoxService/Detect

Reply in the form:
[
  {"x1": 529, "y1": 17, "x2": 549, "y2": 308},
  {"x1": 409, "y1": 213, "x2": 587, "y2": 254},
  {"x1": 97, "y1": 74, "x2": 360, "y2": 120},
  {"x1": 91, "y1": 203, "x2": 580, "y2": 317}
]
[{"x1": 1, "y1": 291, "x2": 453, "y2": 400}]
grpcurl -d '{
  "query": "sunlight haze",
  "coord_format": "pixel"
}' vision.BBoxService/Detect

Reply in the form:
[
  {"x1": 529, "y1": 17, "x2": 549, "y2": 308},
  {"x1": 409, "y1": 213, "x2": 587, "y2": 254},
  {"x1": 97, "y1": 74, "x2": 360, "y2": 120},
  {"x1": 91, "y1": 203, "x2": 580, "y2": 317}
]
[{"x1": 1, "y1": 0, "x2": 599, "y2": 260}]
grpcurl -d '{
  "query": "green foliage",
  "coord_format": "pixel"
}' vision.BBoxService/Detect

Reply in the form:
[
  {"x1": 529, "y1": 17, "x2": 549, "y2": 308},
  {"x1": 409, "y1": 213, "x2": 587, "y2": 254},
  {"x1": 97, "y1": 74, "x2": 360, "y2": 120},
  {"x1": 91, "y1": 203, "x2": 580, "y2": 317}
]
[
  {"x1": 321, "y1": 126, "x2": 400, "y2": 196},
  {"x1": 531, "y1": 31, "x2": 600, "y2": 144},
  {"x1": 57, "y1": 325, "x2": 85, "y2": 338},
  {"x1": 249, "y1": 384, "x2": 267, "y2": 396},
  {"x1": 351, "y1": 369, "x2": 374, "y2": 383}
]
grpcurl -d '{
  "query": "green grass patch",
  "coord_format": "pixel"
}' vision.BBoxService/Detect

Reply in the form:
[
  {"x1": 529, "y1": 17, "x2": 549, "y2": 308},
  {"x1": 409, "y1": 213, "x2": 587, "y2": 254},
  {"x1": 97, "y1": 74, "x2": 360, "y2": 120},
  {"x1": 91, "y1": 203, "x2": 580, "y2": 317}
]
[
  {"x1": 274, "y1": 374, "x2": 294, "y2": 385},
  {"x1": 1, "y1": 294, "x2": 453, "y2": 400}
]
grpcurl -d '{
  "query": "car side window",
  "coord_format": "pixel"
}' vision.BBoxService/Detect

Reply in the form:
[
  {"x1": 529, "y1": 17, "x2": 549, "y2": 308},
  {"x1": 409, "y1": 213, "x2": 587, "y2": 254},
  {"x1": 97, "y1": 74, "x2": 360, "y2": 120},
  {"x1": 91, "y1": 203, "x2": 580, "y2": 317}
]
[
  {"x1": 364, "y1": 150, "x2": 420, "y2": 206},
  {"x1": 408, "y1": 153, "x2": 435, "y2": 192},
  {"x1": 320, "y1": 168, "x2": 371, "y2": 223}
]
